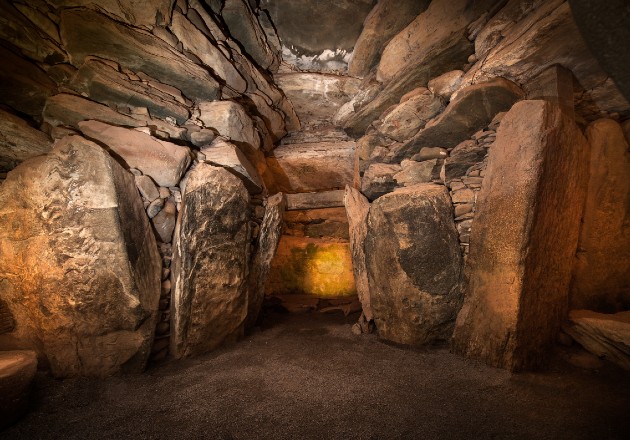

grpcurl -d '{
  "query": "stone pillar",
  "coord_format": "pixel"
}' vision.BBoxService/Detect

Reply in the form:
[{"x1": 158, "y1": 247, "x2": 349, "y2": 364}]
[
  {"x1": 452, "y1": 100, "x2": 590, "y2": 371},
  {"x1": 171, "y1": 164, "x2": 251, "y2": 358},
  {"x1": 0, "y1": 136, "x2": 162, "y2": 377}
]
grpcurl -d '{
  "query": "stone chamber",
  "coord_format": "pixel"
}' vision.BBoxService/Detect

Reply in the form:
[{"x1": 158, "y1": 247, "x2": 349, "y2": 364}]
[{"x1": 0, "y1": 0, "x2": 629, "y2": 438}]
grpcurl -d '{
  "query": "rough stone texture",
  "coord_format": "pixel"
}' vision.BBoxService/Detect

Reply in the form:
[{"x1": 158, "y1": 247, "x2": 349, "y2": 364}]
[
  {"x1": 376, "y1": 89, "x2": 443, "y2": 142},
  {"x1": 0, "y1": 110, "x2": 52, "y2": 167},
  {"x1": 0, "y1": 46, "x2": 56, "y2": 117},
  {"x1": 348, "y1": 0, "x2": 430, "y2": 78},
  {"x1": 283, "y1": 208, "x2": 349, "y2": 240},
  {"x1": 78, "y1": 120, "x2": 191, "y2": 187},
  {"x1": 563, "y1": 310, "x2": 630, "y2": 371},
  {"x1": 221, "y1": 0, "x2": 280, "y2": 72},
  {"x1": 267, "y1": 141, "x2": 355, "y2": 193},
  {"x1": 285, "y1": 190, "x2": 345, "y2": 211},
  {"x1": 169, "y1": 11, "x2": 247, "y2": 94},
  {"x1": 344, "y1": 186, "x2": 372, "y2": 321},
  {"x1": 393, "y1": 160, "x2": 439, "y2": 186},
  {"x1": 245, "y1": 193, "x2": 286, "y2": 329},
  {"x1": 444, "y1": 140, "x2": 488, "y2": 185},
  {"x1": 43, "y1": 93, "x2": 143, "y2": 130},
  {"x1": 452, "y1": 100, "x2": 590, "y2": 372},
  {"x1": 47, "y1": 0, "x2": 174, "y2": 28},
  {"x1": 60, "y1": 8, "x2": 220, "y2": 101},
  {"x1": 70, "y1": 58, "x2": 190, "y2": 124},
  {"x1": 460, "y1": 0, "x2": 629, "y2": 118},
  {"x1": 266, "y1": 236, "x2": 356, "y2": 298},
  {"x1": 152, "y1": 201, "x2": 177, "y2": 243},
  {"x1": 0, "y1": 351, "x2": 37, "y2": 429},
  {"x1": 275, "y1": 73, "x2": 361, "y2": 127},
  {"x1": 171, "y1": 165, "x2": 250, "y2": 359},
  {"x1": 388, "y1": 78, "x2": 523, "y2": 163},
  {"x1": 201, "y1": 139, "x2": 263, "y2": 194},
  {"x1": 361, "y1": 163, "x2": 401, "y2": 201},
  {"x1": 198, "y1": 101, "x2": 260, "y2": 151},
  {"x1": 571, "y1": 119, "x2": 630, "y2": 312},
  {"x1": 365, "y1": 184, "x2": 463, "y2": 346},
  {"x1": 0, "y1": 136, "x2": 161, "y2": 377},
  {"x1": 428, "y1": 70, "x2": 465, "y2": 101}
]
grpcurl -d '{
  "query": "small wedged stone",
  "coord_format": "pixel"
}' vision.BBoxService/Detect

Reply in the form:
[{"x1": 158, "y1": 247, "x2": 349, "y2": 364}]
[
  {"x1": 366, "y1": 184, "x2": 463, "y2": 346},
  {"x1": 201, "y1": 138, "x2": 263, "y2": 194},
  {"x1": 393, "y1": 160, "x2": 439, "y2": 186},
  {"x1": 0, "y1": 136, "x2": 161, "y2": 377},
  {"x1": 198, "y1": 101, "x2": 260, "y2": 151},
  {"x1": 78, "y1": 120, "x2": 191, "y2": 187},
  {"x1": 428, "y1": 70, "x2": 465, "y2": 100},
  {"x1": 444, "y1": 140, "x2": 487, "y2": 185},
  {"x1": 361, "y1": 163, "x2": 401, "y2": 201},
  {"x1": 376, "y1": 89, "x2": 443, "y2": 142},
  {"x1": 171, "y1": 165, "x2": 250, "y2": 358}
]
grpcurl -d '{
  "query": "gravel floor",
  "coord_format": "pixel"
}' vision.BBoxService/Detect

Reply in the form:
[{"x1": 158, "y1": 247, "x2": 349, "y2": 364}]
[{"x1": 2, "y1": 312, "x2": 629, "y2": 440}]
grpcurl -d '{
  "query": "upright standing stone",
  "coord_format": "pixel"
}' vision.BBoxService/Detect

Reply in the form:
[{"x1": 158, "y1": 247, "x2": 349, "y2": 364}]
[
  {"x1": 571, "y1": 119, "x2": 630, "y2": 311},
  {"x1": 245, "y1": 193, "x2": 286, "y2": 329},
  {"x1": 365, "y1": 184, "x2": 463, "y2": 346},
  {"x1": 171, "y1": 165, "x2": 251, "y2": 358},
  {"x1": 452, "y1": 100, "x2": 590, "y2": 371},
  {"x1": 0, "y1": 136, "x2": 161, "y2": 377},
  {"x1": 344, "y1": 186, "x2": 372, "y2": 321}
]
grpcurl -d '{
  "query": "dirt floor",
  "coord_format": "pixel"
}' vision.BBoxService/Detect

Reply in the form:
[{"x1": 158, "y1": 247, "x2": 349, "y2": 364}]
[{"x1": 2, "y1": 312, "x2": 629, "y2": 440}]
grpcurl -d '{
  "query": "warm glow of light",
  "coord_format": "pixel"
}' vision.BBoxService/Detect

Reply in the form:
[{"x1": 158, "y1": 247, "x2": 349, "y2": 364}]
[{"x1": 303, "y1": 244, "x2": 356, "y2": 298}]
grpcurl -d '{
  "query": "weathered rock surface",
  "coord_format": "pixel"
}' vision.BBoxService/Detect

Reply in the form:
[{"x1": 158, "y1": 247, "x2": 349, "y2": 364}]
[
  {"x1": 365, "y1": 184, "x2": 463, "y2": 346},
  {"x1": 348, "y1": 0, "x2": 430, "y2": 78},
  {"x1": 79, "y1": 120, "x2": 191, "y2": 187},
  {"x1": 344, "y1": 186, "x2": 372, "y2": 321},
  {"x1": 245, "y1": 193, "x2": 286, "y2": 329},
  {"x1": 563, "y1": 310, "x2": 630, "y2": 371},
  {"x1": 60, "y1": 8, "x2": 220, "y2": 101},
  {"x1": 0, "y1": 136, "x2": 161, "y2": 377},
  {"x1": 171, "y1": 165, "x2": 250, "y2": 358},
  {"x1": 198, "y1": 101, "x2": 260, "y2": 151},
  {"x1": 444, "y1": 140, "x2": 488, "y2": 185},
  {"x1": 393, "y1": 160, "x2": 439, "y2": 186},
  {"x1": 152, "y1": 201, "x2": 177, "y2": 243},
  {"x1": 44, "y1": 93, "x2": 143, "y2": 130},
  {"x1": 0, "y1": 110, "x2": 52, "y2": 167},
  {"x1": 266, "y1": 236, "x2": 356, "y2": 298},
  {"x1": 0, "y1": 46, "x2": 56, "y2": 117},
  {"x1": 275, "y1": 73, "x2": 361, "y2": 127},
  {"x1": 376, "y1": 89, "x2": 443, "y2": 141},
  {"x1": 48, "y1": 0, "x2": 174, "y2": 28},
  {"x1": 571, "y1": 119, "x2": 630, "y2": 311},
  {"x1": 452, "y1": 100, "x2": 590, "y2": 371},
  {"x1": 267, "y1": 141, "x2": 355, "y2": 193},
  {"x1": 285, "y1": 190, "x2": 345, "y2": 211},
  {"x1": 221, "y1": 0, "x2": 280, "y2": 72},
  {"x1": 70, "y1": 58, "x2": 190, "y2": 124},
  {"x1": 387, "y1": 78, "x2": 523, "y2": 163},
  {"x1": 428, "y1": 70, "x2": 464, "y2": 101},
  {"x1": 169, "y1": 11, "x2": 247, "y2": 93},
  {"x1": 361, "y1": 163, "x2": 401, "y2": 201},
  {"x1": 201, "y1": 138, "x2": 263, "y2": 194},
  {"x1": 0, "y1": 351, "x2": 37, "y2": 429}
]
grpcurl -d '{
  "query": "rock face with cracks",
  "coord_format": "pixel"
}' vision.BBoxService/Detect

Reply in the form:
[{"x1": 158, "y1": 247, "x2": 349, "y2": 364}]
[
  {"x1": 0, "y1": 136, "x2": 161, "y2": 378},
  {"x1": 452, "y1": 100, "x2": 590, "y2": 372},
  {"x1": 365, "y1": 184, "x2": 463, "y2": 346},
  {"x1": 171, "y1": 164, "x2": 251, "y2": 359}
]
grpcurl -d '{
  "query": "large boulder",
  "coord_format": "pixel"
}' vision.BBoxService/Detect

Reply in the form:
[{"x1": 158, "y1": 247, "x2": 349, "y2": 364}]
[
  {"x1": 563, "y1": 310, "x2": 630, "y2": 371},
  {"x1": 0, "y1": 110, "x2": 52, "y2": 167},
  {"x1": 0, "y1": 136, "x2": 162, "y2": 377},
  {"x1": 386, "y1": 78, "x2": 524, "y2": 163},
  {"x1": 365, "y1": 184, "x2": 463, "y2": 346},
  {"x1": 69, "y1": 58, "x2": 190, "y2": 125},
  {"x1": 348, "y1": 0, "x2": 430, "y2": 78},
  {"x1": 0, "y1": 351, "x2": 37, "y2": 429},
  {"x1": 198, "y1": 101, "x2": 260, "y2": 151},
  {"x1": 452, "y1": 100, "x2": 590, "y2": 371},
  {"x1": 267, "y1": 141, "x2": 355, "y2": 193},
  {"x1": 60, "y1": 8, "x2": 220, "y2": 101},
  {"x1": 245, "y1": 193, "x2": 286, "y2": 329},
  {"x1": 171, "y1": 165, "x2": 251, "y2": 358},
  {"x1": 571, "y1": 119, "x2": 630, "y2": 312},
  {"x1": 376, "y1": 88, "x2": 443, "y2": 142},
  {"x1": 78, "y1": 120, "x2": 191, "y2": 187},
  {"x1": 344, "y1": 186, "x2": 372, "y2": 321}
]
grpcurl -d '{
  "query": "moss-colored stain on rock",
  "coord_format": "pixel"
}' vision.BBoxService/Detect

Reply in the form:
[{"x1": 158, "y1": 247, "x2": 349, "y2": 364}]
[{"x1": 267, "y1": 237, "x2": 356, "y2": 298}]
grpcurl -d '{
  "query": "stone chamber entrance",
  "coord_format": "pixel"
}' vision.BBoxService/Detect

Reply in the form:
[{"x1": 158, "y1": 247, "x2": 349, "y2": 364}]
[{"x1": 1, "y1": 0, "x2": 630, "y2": 438}]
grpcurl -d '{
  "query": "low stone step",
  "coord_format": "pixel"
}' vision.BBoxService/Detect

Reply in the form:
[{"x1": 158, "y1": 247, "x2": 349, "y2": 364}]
[{"x1": 0, "y1": 350, "x2": 37, "y2": 429}]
